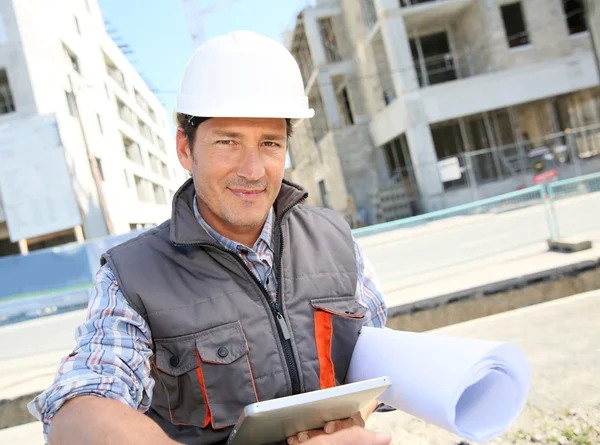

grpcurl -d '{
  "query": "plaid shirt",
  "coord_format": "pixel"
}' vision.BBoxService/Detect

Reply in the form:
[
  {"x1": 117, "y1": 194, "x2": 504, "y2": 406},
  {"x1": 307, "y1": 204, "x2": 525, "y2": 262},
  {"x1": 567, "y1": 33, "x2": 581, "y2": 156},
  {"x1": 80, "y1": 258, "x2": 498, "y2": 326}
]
[{"x1": 29, "y1": 203, "x2": 387, "y2": 440}]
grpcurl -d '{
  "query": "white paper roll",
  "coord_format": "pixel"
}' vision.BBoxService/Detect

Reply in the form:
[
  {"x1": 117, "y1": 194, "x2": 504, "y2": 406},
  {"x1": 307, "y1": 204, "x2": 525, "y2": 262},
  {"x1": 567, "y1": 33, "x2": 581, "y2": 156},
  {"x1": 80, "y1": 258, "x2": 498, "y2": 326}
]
[{"x1": 347, "y1": 327, "x2": 531, "y2": 442}]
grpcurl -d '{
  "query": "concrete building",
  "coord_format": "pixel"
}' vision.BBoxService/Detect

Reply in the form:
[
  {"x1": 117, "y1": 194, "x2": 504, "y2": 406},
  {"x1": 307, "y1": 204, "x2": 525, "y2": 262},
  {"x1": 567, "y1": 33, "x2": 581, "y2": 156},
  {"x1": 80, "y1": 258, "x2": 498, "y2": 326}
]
[
  {"x1": 285, "y1": 0, "x2": 600, "y2": 226},
  {"x1": 0, "y1": 0, "x2": 186, "y2": 256}
]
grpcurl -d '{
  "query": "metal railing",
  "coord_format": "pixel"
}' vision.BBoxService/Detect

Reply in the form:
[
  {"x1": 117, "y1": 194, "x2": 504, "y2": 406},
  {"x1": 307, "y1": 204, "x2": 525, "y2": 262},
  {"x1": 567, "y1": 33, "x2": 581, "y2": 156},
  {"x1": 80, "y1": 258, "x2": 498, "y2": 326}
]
[
  {"x1": 354, "y1": 185, "x2": 545, "y2": 238},
  {"x1": 547, "y1": 172, "x2": 600, "y2": 239}
]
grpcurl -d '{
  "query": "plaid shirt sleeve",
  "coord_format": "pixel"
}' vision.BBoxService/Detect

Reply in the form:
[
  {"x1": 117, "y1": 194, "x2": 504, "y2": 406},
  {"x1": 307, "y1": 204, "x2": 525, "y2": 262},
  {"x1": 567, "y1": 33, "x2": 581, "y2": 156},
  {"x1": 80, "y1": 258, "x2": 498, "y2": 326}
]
[
  {"x1": 353, "y1": 237, "x2": 387, "y2": 327},
  {"x1": 27, "y1": 264, "x2": 155, "y2": 440}
]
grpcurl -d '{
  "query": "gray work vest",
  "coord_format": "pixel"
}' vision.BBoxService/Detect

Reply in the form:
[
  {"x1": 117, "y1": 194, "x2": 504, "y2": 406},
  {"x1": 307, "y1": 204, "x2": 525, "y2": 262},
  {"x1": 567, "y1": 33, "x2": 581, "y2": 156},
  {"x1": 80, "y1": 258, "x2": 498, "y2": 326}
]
[{"x1": 101, "y1": 179, "x2": 364, "y2": 445}]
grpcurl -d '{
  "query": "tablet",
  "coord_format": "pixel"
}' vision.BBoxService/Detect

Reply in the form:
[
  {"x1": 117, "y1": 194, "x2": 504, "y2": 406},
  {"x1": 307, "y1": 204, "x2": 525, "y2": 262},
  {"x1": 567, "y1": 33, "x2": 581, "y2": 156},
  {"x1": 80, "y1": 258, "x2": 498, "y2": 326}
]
[{"x1": 226, "y1": 376, "x2": 391, "y2": 445}]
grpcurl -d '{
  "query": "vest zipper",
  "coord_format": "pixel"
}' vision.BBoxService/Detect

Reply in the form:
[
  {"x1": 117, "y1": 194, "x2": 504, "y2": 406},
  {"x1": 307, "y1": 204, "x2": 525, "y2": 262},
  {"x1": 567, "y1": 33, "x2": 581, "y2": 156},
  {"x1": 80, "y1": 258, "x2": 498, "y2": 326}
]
[
  {"x1": 172, "y1": 190, "x2": 306, "y2": 396},
  {"x1": 274, "y1": 196, "x2": 307, "y2": 395}
]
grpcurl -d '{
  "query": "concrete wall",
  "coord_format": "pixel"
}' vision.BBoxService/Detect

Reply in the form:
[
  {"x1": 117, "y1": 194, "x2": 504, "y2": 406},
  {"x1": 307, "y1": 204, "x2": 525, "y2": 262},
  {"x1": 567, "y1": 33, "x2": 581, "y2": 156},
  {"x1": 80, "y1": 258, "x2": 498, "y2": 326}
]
[
  {"x1": 287, "y1": 120, "x2": 351, "y2": 214},
  {"x1": 333, "y1": 123, "x2": 381, "y2": 224},
  {"x1": 450, "y1": 1, "x2": 493, "y2": 75}
]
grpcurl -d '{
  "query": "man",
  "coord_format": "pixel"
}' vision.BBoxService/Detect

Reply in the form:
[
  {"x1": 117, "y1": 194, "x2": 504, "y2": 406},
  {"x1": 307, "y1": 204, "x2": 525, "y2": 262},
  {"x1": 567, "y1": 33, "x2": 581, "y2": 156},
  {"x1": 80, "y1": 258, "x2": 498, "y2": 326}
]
[{"x1": 29, "y1": 31, "x2": 388, "y2": 445}]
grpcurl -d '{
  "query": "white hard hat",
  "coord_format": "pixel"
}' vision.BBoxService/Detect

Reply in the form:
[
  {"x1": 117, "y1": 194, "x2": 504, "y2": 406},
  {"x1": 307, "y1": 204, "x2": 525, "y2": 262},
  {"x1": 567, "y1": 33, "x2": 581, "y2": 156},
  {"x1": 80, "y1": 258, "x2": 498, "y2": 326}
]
[{"x1": 176, "y1": 31, "x2": 314, "y2": 121}]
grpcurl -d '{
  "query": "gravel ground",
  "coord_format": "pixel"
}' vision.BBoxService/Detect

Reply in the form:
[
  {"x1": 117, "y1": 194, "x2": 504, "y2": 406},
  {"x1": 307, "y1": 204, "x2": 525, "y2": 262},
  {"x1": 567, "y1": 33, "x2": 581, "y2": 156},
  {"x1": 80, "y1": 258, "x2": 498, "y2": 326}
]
[
  {"x1": 366, "y1": 404, "x2": 600, "y2": 445},
  {"x1": 365, "y1": 292, "x2": 600, "y2": 445}
]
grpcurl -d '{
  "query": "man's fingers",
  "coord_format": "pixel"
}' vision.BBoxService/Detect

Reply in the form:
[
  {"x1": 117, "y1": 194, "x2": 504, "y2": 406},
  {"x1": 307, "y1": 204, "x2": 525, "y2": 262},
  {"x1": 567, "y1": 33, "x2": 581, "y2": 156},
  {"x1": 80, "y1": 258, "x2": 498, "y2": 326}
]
[
  {"x1": 288, "y1": 429, "x2": 328, "y2": 444},
  {"x1": 324, "y1": 412, "x2": 364, "y2": 433},
  {"x1": 306, "y1": 427, "x2": 392, "y2": 445}
]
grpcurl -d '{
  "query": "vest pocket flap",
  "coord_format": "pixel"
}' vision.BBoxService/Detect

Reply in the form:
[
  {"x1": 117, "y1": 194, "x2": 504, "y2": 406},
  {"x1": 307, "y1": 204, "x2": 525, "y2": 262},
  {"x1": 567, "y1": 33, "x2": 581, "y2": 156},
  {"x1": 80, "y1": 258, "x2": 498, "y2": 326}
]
[
  {"x1": 154, "y1": 334, "x2": 198, "y2": 376},
  {"x1": 311, "y1": 297, "x2": 367, "y2": 319},
  {"x1": 195, "y1": 321, "x2": 249, "y2": 365}
]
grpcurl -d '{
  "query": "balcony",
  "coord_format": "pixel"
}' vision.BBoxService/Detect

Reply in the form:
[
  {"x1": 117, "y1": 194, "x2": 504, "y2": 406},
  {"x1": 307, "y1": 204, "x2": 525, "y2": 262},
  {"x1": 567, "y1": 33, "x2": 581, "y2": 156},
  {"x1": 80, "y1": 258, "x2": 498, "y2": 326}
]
[{"x1": 381, "y1": 0, "x2": 473, "y2": 30}]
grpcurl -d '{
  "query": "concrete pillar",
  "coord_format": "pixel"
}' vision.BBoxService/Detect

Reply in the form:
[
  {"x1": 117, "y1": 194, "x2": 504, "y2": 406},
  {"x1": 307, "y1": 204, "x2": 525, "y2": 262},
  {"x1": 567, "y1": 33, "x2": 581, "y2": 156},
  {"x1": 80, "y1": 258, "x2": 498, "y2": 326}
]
[
  {"x1": 583, "y1": 0, "x2": 600, "y2": 77},
  {"x1": 303, "y1": 10, "x2": 328, "y2": 67},
  {"x1": 403, "y1": 96, "x2": 444, "y2": 212},
  {"x1": 317, "y1": 72, "x2": 342, "y2": 130},
  {"x1": 379, "y1": 14, "x2": 444, "y2": 211},
  {"x1": 404, "y1": 126, "x2": 444, "y2": 211},
  {"x1": 18, "y1": 239, "x2": 29, "y2": 255},
  {"x1": 379, "y1": 14, "x2": 420, "y2": 96},
  {"x1": 74, "y1": 225, "x2": 85, "y2": 243}
]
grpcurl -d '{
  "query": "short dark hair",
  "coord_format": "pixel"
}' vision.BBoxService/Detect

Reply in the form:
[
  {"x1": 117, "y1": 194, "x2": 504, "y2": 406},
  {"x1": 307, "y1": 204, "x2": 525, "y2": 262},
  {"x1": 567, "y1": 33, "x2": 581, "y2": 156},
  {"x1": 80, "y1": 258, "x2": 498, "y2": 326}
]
[{"x1": 175, "y1": 113, "x2": 294, "y2": 148}]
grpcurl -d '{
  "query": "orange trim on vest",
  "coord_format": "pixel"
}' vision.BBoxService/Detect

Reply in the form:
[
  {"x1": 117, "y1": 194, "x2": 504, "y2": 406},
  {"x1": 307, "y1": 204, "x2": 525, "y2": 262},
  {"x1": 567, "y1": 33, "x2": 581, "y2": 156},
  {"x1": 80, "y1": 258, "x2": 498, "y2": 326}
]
[
  {"x1": 239, "y1": 321, "x2": 260, "y2": 403},
  {"x1": 195, "y1": 350, "x2": 212, "y2": 428},
  {"x1": 314, "y1": 311, "x2": 335, "y2": 389}
]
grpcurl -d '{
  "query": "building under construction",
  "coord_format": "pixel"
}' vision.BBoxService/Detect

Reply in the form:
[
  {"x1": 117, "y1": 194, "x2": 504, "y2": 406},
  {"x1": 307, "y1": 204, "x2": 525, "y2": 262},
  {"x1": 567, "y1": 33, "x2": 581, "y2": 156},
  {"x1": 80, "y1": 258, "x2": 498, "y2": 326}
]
[
  {"x1": 0, "y1": 0, "x2": 186, "y2": 256},
  {"x1": 284, "y1": 0, "x2": 600, "y2": 226}
]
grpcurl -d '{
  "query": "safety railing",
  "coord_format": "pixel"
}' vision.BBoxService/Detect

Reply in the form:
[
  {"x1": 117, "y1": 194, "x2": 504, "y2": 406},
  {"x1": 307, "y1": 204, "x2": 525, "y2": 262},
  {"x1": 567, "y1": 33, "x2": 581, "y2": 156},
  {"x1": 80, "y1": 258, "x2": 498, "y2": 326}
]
[
  {"x1": 353, "y1": 185, "x2": 545, "y2": 238},
  {"x1": 547, "y1": 172, "x2": 600, "y2": 239}
]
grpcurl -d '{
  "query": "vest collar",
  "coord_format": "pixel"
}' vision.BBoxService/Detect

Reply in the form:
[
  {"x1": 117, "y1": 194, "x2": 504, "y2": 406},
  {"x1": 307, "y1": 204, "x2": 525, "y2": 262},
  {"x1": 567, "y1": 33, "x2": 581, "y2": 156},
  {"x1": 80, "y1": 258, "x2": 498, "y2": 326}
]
[{"x1": 170, "y1": 178, "x2": 308, "y2": 246}]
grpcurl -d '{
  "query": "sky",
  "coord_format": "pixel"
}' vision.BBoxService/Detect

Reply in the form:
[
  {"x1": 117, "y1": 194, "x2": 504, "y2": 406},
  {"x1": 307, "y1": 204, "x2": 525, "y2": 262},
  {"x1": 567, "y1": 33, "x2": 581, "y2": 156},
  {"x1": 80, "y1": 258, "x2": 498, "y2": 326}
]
[{"x1": 97, "y1": 0, "x2": 316, "y2": 121}]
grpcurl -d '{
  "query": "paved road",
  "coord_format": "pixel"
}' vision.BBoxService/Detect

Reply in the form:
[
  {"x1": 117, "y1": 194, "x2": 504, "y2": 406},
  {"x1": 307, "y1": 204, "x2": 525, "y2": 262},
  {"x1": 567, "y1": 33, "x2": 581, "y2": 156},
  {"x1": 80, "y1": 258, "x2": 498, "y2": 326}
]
[{"x1": 358, "y1": 192, "x2": 600, "y2": 284}]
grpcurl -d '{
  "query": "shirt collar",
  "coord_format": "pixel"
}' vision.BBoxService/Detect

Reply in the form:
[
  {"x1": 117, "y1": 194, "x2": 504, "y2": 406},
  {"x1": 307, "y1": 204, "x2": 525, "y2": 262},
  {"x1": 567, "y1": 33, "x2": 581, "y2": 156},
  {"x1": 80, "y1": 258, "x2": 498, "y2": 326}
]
[{"x1": 192, "y1": 194, "x2": 274, "y2": 252}]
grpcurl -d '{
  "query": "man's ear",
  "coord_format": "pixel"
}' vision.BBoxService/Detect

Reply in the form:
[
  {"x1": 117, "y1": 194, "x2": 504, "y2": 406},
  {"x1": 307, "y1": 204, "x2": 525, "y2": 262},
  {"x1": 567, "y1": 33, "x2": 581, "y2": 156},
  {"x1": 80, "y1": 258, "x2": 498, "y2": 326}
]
[{"x1": 176, "y1": 127, "x2": 193, "y2": 172}]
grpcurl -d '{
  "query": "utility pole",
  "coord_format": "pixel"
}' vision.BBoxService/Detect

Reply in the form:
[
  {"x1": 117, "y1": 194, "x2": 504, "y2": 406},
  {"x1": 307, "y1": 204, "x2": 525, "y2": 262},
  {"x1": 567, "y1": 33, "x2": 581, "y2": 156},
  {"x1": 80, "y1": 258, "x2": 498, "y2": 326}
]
[
  {"x1": 583, "y1": 0, "x2": 600, "y2": 77},
  {"x1": 68, "y1": 75, "x2": 115, "y2": 236}
]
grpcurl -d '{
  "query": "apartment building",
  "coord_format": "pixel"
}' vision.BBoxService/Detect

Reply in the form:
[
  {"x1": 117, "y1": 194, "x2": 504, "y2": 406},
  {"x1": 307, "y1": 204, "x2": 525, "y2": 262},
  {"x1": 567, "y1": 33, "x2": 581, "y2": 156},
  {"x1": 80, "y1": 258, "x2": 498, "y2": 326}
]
[
  {"x1": 0, "y1": 0, "x2": 186, "y2": 256},
  {"x1": 285, "y1": 0, "x2": 600, "y2": 226}
]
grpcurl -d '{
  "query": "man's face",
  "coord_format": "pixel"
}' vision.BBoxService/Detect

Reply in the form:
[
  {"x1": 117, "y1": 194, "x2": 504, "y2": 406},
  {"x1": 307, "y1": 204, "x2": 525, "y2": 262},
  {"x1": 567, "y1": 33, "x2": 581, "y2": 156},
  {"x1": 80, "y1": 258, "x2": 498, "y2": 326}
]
[{"x1": 177, "y1": 117, "x2": 287, "y2": 230}]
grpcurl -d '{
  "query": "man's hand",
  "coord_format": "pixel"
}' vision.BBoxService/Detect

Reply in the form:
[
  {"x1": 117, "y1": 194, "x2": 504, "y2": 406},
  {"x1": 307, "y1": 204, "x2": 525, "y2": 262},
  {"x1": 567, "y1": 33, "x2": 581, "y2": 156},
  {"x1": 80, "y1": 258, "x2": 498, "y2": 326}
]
[
  {"x1": 302, "y1": 427, "x2": 392, "y2": 445},
  {"x1": 287, "y1": 412, "x2": 365, "y2": 444},
  {"x1": 287, "y1": 399, "x2": 379, "y2": 444}
]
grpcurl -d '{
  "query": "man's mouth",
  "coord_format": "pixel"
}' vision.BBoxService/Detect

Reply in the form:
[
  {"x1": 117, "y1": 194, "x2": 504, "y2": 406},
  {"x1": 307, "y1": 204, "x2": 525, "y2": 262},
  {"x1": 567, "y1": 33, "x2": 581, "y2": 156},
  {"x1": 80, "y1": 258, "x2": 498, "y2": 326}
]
[{"x1": 228, "y1": 188, "x2": 265, "y2": 200}]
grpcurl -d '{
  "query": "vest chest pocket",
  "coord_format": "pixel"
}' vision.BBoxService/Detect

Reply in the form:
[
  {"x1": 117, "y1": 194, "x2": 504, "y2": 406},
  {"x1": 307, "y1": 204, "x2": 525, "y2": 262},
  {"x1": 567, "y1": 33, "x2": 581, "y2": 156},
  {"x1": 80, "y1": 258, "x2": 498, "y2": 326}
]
[
  {"x1": 152, "y1": 321, "x2": 258, "y2": 430},
  {"x1": 195, "y1": 321, "x2": 258, "y2": 429},
  {"x1": 152, "y1": 334, "x2": 209, "y2": 428},
  {"x1": 311, "y1": 297, "x2": 367, "y2": 389}
]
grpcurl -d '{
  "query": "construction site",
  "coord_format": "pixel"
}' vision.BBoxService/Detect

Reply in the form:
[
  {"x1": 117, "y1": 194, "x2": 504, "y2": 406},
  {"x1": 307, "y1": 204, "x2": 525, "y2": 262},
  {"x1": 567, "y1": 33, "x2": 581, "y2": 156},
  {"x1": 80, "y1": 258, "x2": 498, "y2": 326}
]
[{"x1": 284, "y1": 0, "x2": 600, "y2": 226}]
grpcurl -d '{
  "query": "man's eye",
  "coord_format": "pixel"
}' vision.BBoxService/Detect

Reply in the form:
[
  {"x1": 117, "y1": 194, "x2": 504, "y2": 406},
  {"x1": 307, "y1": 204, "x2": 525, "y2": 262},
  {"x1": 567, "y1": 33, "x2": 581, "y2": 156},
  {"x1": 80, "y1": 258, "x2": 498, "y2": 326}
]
[
  {"x1": 216, "y1": 140, "x2": 234, "y2": 145},
  {"x1": 263, "y1": 142, "x2": 280, "y2": 147}
]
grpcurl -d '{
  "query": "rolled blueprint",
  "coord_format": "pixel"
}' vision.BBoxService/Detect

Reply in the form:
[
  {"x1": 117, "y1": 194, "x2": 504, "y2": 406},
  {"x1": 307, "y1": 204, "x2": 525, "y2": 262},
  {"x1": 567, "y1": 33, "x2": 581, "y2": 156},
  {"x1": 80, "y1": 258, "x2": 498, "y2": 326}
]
[{"x1": 347, "y1": 327, "x2": 531, "y2": 442}]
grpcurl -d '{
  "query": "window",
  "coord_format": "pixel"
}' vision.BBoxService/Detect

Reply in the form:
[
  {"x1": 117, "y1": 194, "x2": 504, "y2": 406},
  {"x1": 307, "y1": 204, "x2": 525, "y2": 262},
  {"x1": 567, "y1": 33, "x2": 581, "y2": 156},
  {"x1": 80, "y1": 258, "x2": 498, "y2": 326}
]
[
  {"x1": 409, "y1": 32, "x2": 456, "y2": 86},
  {"x1": 63, "y1": 44, "x2": 81, "y2": 73},
  {"x1": 74, "y1": 16, "x2": 81, "y2": 35},
  {"x1": 318, "y1": 18, "x2": 341, "y2": 63},
  {"x1": 156, "y1": 135, "x2": 166, "y2": 154},
  {"x1": 562, "y1": 0, "x2": 587, "y2": 35},
  {"x1": 65, "y1": 91, "x2": 78, "y2": 117},
  {"x1": 149, "y1": 109, "x2": 157, "y2": 124},
  {"x1": 149, "y1": 153, "x2": 161, "y2": 174},
  {"x1": 104, "y1": 53, "x2": 126, "y2": 90},
  {"x1": 337, "y1": 86, "x2": 354, "y2": 127},
  {"x1": 0, "y1": 69, "x2": 15, "y2": 115},
  {"x1": 153, "y1": 184, "x2": 167, "y2": 205},
  {"x1": 95, "y1": 157, "x2": 104, "y2": 181},
  {"x1": 134, "y1": 88, "x2": 150, "y2": 114},
  {"x1": 122, "y1": 133, "x2": 143, "y2": 165},
  {"x1": 116, "y1": 98, "x2": 135, "y2": 128},
  {"x1": 500, "y1": 2, "x2": 529, "y2": 48},
  {"x1": 138, "y1": 119, "x2": 153, "y2": 141},
  {"x1": 161, "y1": 162, "x2": 170, "y2": 179},
  {"x1": 97, "y1": 113, "x2": 103, "y2": 134},
  {"x1": 134, "y1": 175, "x2": 153, "y2": 202},
  {"x1": 318, "y1": 180, "x2": 331, "y2": 209},
  {"x1": 361, "y1": 0, "x2": 377, "y2": 30}
]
